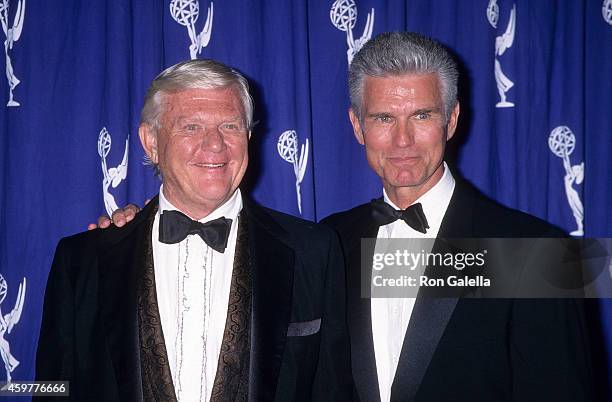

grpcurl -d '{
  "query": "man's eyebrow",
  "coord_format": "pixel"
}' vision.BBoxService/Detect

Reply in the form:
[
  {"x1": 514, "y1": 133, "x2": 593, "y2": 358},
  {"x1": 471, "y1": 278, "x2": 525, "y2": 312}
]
[
  {"x1": 412, "y1": 107, "x2": 442, "y2": 115},
  {"x1": 221, "y1": 115, "x2": 245, "y2": 122},
  {"x1": 174, "y1": 114, "x2": 243, "y2": 122},
  {"x1": 366, "y1": 112, "x2": 393, "y2": 118}
]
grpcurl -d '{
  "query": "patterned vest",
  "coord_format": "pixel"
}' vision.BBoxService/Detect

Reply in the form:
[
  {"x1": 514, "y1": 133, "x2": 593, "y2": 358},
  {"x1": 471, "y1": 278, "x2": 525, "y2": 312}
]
[{"x1": 137, "y1": 209, "x2": 252, "y2": 401}]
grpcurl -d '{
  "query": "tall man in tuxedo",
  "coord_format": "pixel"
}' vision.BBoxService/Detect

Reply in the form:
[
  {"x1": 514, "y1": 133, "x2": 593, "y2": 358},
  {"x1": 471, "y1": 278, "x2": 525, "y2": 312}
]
[
  {"x1": 321, "y1": 32, "x2": 593, "y2": 401},
  {"x1": 36, "y1": 60, "x2": 351, "y2": 401}
]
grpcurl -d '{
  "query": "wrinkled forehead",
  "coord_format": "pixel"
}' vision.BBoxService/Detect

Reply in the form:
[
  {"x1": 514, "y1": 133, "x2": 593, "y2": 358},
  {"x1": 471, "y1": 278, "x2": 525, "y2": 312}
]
[
  {"x1": 158, "y1": 86, "x2": 246, "y2": 120},
  {"x1": 362, "y1": 73, "x2": 444, "y2": 104}
]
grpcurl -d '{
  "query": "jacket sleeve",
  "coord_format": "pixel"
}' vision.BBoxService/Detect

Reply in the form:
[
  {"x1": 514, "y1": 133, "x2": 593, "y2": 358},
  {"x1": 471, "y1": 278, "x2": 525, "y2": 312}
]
[{"x1": 35, "y1": 238, "x2": 75, "y2": 387}]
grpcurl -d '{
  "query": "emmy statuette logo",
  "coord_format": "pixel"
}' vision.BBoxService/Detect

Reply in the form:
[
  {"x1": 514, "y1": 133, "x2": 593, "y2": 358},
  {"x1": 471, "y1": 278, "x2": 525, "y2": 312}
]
[
  {"x1": 488, "y1": 3, "x2": 516, "y2": 108},
  {"x1": 548, "y1": 126, "x2": 584, "y2": 237},
  {"x1": 98, "y1": 127, "x2": 129, "y2": 217},
  {"x1": 330, "y1": 0, "x2": 374, "y2": 65},
  {"x1": 0, "y1": 274, "x2": 25, "y2": 387},
  {"x1": 604, "y1": 0, "x2": 612, "y2": 25},
  {"x1": 486, "y1": 0, "x2": 499, "y2": 28},
  {"x1": 277, "y1": 130, "x2": 309, "y2": 215},
  {"x1": 0, "y1": 0, "x2": 25, "y2": 107},
  {"x1": 170, "y1": 0, "x2": 213, "y2": 60}
]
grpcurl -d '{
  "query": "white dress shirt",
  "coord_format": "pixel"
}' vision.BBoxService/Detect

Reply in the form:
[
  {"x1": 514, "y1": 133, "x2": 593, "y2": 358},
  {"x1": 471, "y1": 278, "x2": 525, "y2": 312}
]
[
  {"x1": 371, "y1": 163, "x2": 455, "y2": 402},
  {"x1": 152, "y1": 186, "x2": 242, "y2": 402}
]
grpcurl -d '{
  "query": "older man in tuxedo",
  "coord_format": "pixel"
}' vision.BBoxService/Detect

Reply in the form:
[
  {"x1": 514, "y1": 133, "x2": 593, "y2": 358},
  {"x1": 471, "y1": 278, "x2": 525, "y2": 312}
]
[
  {"x1": 321, "y1": 32, "x2": 593, "y2": 402},
  {"x1": 36, "y1": 60, "x2": 351, "y2": 401}
]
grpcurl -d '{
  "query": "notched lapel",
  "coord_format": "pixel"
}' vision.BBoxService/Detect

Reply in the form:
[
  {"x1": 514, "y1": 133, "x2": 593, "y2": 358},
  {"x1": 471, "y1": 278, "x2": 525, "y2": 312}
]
[{"x1": 245, "y1": 202, "x2": 295, "y2": 401}]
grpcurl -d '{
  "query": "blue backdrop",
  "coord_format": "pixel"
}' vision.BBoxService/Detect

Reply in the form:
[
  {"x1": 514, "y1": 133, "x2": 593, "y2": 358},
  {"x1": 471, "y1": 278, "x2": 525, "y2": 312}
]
[{"x1": 1, "y1": 0, "x2": 611, "y2": 400}]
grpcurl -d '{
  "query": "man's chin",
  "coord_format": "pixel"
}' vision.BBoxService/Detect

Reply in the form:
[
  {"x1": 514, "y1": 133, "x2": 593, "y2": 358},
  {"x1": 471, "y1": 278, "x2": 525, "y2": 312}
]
[
  {"x1": 386, "y1": 175, "x2": 425, "y2": 189},
  {"x1": 386, "y1": 167, "x2": 443, "y2": 190},
  {"x1": 199, "y1": 182, "x2": 240, "y2": 200},
  {"x1": 196, "y1": 190, "x2": 233, "y2": 204}
]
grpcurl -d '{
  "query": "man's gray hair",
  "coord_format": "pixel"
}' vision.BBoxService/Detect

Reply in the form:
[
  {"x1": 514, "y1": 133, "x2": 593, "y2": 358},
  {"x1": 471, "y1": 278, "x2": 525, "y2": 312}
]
[
  {"x1": 349, "y1": 32, "x2": 459, "y2": 122},
  {"x1": 140, "y1": 59, "x2": 253, "y2": 176},
  {"x1": 140, "y1": 59, "x2": 254, "y2": 131}
]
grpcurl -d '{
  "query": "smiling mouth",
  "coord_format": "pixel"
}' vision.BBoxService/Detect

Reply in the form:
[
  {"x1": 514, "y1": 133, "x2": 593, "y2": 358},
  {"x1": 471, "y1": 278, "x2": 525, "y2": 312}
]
[
  {"x1": 388, "y1": 156, "x2": 420, "y2": 163},
  {"x1": 194, "y1": 163, "x2": 227, "y2": 168}
]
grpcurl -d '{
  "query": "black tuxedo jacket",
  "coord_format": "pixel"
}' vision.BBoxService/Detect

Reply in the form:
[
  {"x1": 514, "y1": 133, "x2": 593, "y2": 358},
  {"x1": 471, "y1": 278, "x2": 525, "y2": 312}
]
[
  {"x1": 36, "y1": 196, "x2": 352, "y2": 401},
  {"x1": 322, "y1": 179, "x2": 593, "y2": 402}
]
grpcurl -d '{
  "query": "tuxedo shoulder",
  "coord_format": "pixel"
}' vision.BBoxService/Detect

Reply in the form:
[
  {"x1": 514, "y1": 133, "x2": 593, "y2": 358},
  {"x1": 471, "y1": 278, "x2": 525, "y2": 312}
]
[
  {"x1": 62, "y1": 222, "x2": 139, "y2": 250},
  {"x1": 56, "y1": 229, "x2": 102, "y2": 254},
  {"x1": 259, "y1": 206, "x2": 334, "y2": 236},
  {"x1": 48, "y1": 230, "x2": 105, "y2": 281},
  {"x1": 319, "y1": 202, "x2": 371, "y2": 232},
  {"x1": 55, "y1": 202, "x2": 152, "y2": 255},
  {"x1": 258, "y1": 206, "x2": 315, "y2": 227},
  {"x1": 249, "y1": 205, "x2": 338, "y2": 250},
  {"x1": 460, "y1": 181, "x2": 566, "y2": 237}
]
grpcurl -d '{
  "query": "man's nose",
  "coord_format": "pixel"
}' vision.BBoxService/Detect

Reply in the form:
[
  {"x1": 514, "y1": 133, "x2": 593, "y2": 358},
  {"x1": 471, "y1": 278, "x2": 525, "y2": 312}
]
[
  {"x1": 200, "y1": 126, "x2": 226, "y2": 152},
  {"x1": 393, "y1": 120, "x2": 415, "y2": 147}
]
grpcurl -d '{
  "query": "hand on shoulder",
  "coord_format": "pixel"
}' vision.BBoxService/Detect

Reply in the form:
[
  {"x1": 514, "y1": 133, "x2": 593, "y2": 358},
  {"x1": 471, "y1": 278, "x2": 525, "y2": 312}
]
[{"x1": 86, "y1": 200, "x2": 148, "y2": 230}]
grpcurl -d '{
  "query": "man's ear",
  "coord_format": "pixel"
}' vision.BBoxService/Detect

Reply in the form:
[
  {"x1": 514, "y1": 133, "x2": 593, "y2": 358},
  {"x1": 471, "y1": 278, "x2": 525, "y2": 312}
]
[
  {"x1": 139, "y1": 123, "x2": 158, "y2": 164},
  {"x1": 446, "y1": 102, "x2": 460, "y2": 141},
  {"x1": 349, "y1": 108, "x2": 365, "y2": 145}
]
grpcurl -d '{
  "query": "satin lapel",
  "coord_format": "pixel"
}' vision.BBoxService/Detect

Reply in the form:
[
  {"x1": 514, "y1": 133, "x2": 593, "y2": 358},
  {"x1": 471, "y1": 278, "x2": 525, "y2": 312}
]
[
  {"x1": 391, "y1": 182, "x2": 474, "y2": 401},
  {"x1": 344, "y1": 205, "x2": 382, "y2": 402},
  {"x1": 244, "y1": 201, "x2": 295, "y2": 401},
  {"x1": 210, "y1": 213, "x2": 251, "y2": 400},
  {"x1": 390, "y1": 296, "x2": 457, "y2": 402},
  {"x1": 97, "y1": 198, "x2": 159, "y2": 402},
  {"x1": 436, "y1": 180, "x2": 475, "y2": 239}
]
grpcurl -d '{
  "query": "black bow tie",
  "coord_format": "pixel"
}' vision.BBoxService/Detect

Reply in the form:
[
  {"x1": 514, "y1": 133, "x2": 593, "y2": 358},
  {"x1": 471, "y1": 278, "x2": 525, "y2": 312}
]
[
  {"x1": 371, "y1": 199, "x2": 430, "y2": 234},
  {"x1": 159, "y1": 210, "x2": 233, "y2": 253}
]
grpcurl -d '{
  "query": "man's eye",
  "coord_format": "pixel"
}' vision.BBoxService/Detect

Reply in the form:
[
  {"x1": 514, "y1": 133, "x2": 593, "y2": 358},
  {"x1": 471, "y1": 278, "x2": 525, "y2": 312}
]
[
  {"x1": 221, "y1": 123, "x2": 239, "y2": 130},
  {"x1": 415, "y1": 112, "x2": 431, "y2": 120},
  {"x1": 374, "y1": 115, "x2": 392, "y2": 123},
  {"x1": 184, "y1": 124, "x2": 200, "y2": 131}
]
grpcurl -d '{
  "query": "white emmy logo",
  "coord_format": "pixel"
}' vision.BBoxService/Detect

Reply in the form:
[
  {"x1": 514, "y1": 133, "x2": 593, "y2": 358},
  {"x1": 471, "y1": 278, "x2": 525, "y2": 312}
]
[
  {"x1": 330, "y1": 0, "x2": 374, "y2": 65},
  {"x1": 277, "y1": 130, "x2": 309, "y2": 215},
  {"x1": 0, "y1": 274, "x2": 25, "y2": 387},
  {"x1": 492, "y1": 4, "x2": 516, "y2": 108},
  {"x1": 486, "y1": 0, "x2": 499, "y2": 28},
  {"x1": 170, "y1": 0, "x2": 213, "y2": 60},
  {"x1": 604, "y1": 0, "x2": 612, "y2": 25},
  {"x1": 548, "y1": 126, "x2": 584, "y2": 237},
  {"x1": 98, "y1": 127, "x2": 129, "y2": 217},
  {"x1": 0, "y1": 0, "x2": 25, "y2": 107}
]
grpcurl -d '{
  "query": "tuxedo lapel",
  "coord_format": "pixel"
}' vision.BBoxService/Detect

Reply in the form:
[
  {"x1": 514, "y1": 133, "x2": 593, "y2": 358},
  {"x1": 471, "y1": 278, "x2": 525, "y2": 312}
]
[
  {"x1": 437, "y1": 180, "x2": 475, "y2": 239},
  {"x1": 244, "y1": 200, "x2": 295, "y2": 401},
  {"x1": 136, "y1": 202, "x2": 177, "y2": 402},
  {"x1": 390, "y1": 295, "x2": 458, "y2": 402},
  {"x1": 211, "y1": 213, "x2": 252, "y2": 400},
  {"x1": 97, "y1": 198, "x2": 160, "y2": 402},
  {"x1": 391, "y1": 182, "x2": 475, "y2": 401}
]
